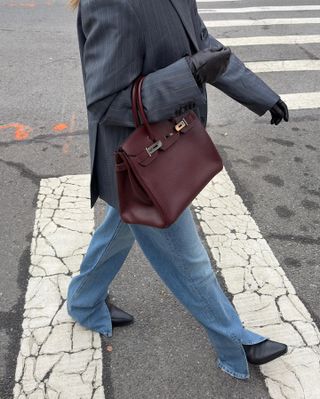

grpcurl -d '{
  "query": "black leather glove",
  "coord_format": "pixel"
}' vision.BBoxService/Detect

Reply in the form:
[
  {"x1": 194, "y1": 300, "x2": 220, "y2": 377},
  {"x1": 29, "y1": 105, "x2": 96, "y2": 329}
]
[
  {"x1": 269, "y1": 99, "x2": 289, "y2": 125},
  {"x1": 186, "y1": 47, "x2": 231, "y2": 86}
]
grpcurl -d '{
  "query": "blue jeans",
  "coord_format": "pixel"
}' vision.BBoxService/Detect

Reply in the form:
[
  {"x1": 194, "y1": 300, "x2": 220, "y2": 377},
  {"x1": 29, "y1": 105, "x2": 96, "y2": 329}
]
[{"x1": 67, "y1": 204, "x2": 267, "y2": 379}]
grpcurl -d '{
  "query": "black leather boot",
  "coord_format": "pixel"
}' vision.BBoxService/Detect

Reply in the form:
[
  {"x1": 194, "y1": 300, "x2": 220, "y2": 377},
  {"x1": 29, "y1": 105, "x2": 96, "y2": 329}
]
[
  {"x1": 243, "y1": 339, "x2": 287, "y2": 365},
  {"x1": 105, "y1": 295, "x2": 134, "y2": 327}
]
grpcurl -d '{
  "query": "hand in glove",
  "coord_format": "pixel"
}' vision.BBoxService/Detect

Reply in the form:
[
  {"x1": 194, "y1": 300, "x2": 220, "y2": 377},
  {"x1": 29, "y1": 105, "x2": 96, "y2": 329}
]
[
  {"x1": 185, "y1": 47, "x2": 231, "y2": 86},
  {"x1": 269, "y1": 99, "x2": 289, "y2": 125}
]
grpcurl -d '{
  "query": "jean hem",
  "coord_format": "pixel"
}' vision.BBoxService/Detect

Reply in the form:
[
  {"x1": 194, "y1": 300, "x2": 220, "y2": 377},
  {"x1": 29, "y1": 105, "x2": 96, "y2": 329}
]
[
  {"x1": 240, "y1": 328, "x2": 269, "y2": 345},
  {"x1": 100, "y1": 330, "x2": 113, "y2": 338},
  {"x1": 241, "y1": 336, "x2": 268, "y2": 345},
  {"x1": 67, "y1": 303, "x2": 113, "y2": 338},
  {"x1": 217, "y1": 358, "x2": 250, "y2": 380}
]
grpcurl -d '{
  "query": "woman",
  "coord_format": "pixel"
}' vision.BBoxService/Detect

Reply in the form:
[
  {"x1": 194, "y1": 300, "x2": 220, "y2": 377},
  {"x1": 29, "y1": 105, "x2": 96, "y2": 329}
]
[{"x1": 67, "y1": 0, "x2": 289, "y2": 380}]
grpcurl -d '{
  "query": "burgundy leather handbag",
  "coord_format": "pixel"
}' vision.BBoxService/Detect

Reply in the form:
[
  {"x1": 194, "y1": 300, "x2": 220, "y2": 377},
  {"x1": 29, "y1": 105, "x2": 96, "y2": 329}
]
[{"x1": 114, "y1": 75, "x2": 223, "y2": 228}]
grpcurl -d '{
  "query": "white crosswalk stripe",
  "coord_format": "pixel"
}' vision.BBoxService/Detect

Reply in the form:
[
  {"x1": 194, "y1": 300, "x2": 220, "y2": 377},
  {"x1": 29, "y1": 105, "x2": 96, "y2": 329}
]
[
  {"x1": 204, "y1": 17, "x2": 320, "y2": 27},
  {"x1": 216, "y1": 35, "x2": 320, "y2": 46},
  {"x1": 279, "y1": 92, "x2": 320, "y2": 110},
  {"x1": 245, "y1": 60, "x2": 320, "y2": 73},
  {"x1": 198, "y1": 5, "x2": 320, "y2": 13},
  {"x1": 13, "y1": 176, "x2": 105, "y2": 399},
  {"x1": 193, "y1": 171, "x2": 320, "y2": 399}
]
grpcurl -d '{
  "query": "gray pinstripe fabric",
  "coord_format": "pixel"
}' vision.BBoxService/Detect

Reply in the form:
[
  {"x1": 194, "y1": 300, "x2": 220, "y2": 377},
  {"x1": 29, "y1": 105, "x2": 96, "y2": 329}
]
[{"x1": 77, "y1": 0, "x2": 280, "y2": 209}]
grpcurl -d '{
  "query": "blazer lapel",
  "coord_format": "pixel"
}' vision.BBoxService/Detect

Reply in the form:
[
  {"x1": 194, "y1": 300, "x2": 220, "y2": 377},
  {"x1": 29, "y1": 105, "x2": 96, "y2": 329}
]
[{"x1": 167, "y1": 0, "x2": 200, "y2": 51}]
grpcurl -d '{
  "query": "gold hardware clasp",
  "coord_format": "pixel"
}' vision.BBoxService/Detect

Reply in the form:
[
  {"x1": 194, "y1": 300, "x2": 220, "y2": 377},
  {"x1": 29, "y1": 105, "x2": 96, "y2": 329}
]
[{"x1": 175, "y1": 118, "x2": 188, "y2": 132}]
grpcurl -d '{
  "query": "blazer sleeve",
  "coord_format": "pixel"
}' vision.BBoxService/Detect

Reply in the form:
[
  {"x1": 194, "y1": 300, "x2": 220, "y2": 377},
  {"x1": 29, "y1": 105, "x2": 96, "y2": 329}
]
[
  {"x1": 194, "y1": 7, "x2": 280, "y2": 116},
  {"x1": 80, "y1": 0, "x2": 206, "y2": 127}
]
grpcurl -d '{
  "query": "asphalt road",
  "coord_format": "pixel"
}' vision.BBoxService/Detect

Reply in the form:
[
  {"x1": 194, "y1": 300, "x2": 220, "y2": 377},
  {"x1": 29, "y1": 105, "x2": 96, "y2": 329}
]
[{"x1": 0, "y1": 0, "x2": 319, "y2": 398}]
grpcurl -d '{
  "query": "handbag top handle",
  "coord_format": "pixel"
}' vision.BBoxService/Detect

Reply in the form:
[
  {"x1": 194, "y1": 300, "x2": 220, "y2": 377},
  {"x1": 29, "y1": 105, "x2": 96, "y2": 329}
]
[
  {"x1": 131, "y1": 75, "x2": 144, "y2": 127},
  {"x1": 131, "y1": 76, "x2": 157, "y2": 141}
]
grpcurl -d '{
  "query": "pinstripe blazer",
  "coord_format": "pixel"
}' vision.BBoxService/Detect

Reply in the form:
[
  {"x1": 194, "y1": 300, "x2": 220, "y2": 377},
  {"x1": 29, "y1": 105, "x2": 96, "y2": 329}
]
[{"x1": 77, "y1": 0, "x2": 280, "y2": 209}]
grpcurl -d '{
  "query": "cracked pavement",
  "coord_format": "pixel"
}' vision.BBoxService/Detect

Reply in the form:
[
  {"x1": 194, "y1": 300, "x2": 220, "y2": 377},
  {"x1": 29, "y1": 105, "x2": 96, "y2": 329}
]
[
  {"x1": 193, "y1": 169, "x2": 320, "y2": 399},
  {"x1": 13, "y1": 175, "x2": 104, "y2": 399}
]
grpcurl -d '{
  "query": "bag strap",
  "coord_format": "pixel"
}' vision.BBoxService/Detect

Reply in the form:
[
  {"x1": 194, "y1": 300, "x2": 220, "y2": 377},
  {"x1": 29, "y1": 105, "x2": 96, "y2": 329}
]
[
  {"x1": 131, "y1": 75, "x2": 157, "y2": 141},
  {"x1": 131, "y1": 76, "x2": 144, "y2": 128},
  {"x1": 137, "y1": 77, "x2": 154, "y2": 138}
]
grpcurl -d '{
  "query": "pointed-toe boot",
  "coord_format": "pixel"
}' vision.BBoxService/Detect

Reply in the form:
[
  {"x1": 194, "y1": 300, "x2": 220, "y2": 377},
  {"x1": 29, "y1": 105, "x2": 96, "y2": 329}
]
[
  {"x1": 105, "y1": 297, "x2": 134, "y2": 327},
  {"x1": 243, "y1": 339, "x2": 288, "y2": 365}
]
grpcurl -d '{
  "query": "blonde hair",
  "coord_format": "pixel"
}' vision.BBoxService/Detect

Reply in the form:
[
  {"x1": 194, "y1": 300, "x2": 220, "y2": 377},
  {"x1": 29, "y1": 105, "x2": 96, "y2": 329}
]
[{"x1": 69, "y1": 0, "x2": 80, "y2": 10}]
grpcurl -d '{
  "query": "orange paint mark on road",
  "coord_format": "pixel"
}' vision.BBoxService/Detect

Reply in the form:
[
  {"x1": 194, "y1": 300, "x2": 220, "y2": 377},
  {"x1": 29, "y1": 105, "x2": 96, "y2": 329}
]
[
  {"x1": 0, "y1": 123, "x2": 32, "y2": 141},
  {"x1": 53, "y1": 123, "x2": 68, "y2": 132}
]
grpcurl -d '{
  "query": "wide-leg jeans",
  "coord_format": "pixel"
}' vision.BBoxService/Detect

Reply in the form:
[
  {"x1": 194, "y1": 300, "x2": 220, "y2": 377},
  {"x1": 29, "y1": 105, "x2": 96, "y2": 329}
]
[{"x1": 67, "y1": 204, "x2": 267, "y2": 379}]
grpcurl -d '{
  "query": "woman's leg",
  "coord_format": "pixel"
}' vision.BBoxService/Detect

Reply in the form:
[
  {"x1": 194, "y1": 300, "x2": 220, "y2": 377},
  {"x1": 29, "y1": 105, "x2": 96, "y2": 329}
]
[
  {"x1": 128, "y1": 206, "x2": 268, "y2": 380},
  {"x1": 67, "y1": 205, "x2": 135, "y2": 337}
]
